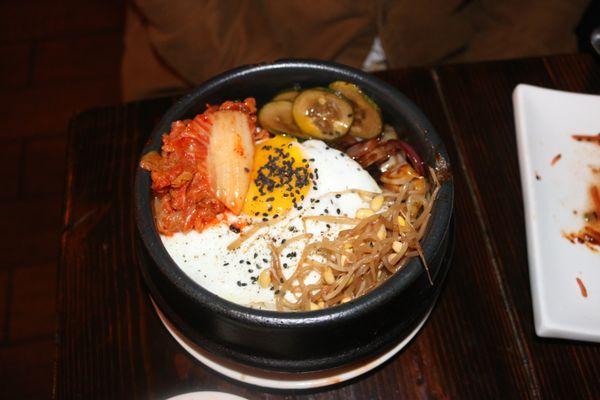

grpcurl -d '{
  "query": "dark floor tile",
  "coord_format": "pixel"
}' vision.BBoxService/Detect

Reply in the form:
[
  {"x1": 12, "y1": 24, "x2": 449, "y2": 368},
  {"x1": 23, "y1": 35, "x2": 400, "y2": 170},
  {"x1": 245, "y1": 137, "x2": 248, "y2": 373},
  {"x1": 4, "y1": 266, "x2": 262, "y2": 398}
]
[
  {"x1": 0, "y1": 3, "x2": 124, "y2": 398},
  {"x1": 0, "y1": 338, "x2": 55, "y2": 400},
  {"x1": 0, "y1": 0, "x2": 124, "y2": 42},
  {"x1": 0, "y1": 79, "x2": 120, "y2": 139},
  {"x1": 0, "y1": 198, "x2": 62, "y2": 270},
  {"x1": 0, "y1": 270, "x2": 8, "y2": 342},
  {"x1": 23, "y1": 136, "x2": 67, "y2": 197},
  {"x1": 0, "y1": 43, "x2": 32, "y2": 88},
  {"x1": 33, "y1": 32, "x2": 122, "y2": 84},
  {"x1": 1, "y1": 229, "x2": 61, "y2": 273},
  {"x1": 0, "y1": 198, "x2": 63, "y2": 235},
  {"x1": 9, "y1": 263, "x2": 56, "y2": 341},
  {"x1": 0, "y1": 141, "x2": 22, "y2": 201}
]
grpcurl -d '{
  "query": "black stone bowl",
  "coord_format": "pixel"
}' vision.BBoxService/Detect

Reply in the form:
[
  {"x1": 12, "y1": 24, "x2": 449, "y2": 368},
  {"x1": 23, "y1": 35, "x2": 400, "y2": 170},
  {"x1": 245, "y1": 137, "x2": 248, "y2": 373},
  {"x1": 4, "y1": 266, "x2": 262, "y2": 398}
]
[{"x1": 135, "y1": 60, "x2": 454, "y2": 373}]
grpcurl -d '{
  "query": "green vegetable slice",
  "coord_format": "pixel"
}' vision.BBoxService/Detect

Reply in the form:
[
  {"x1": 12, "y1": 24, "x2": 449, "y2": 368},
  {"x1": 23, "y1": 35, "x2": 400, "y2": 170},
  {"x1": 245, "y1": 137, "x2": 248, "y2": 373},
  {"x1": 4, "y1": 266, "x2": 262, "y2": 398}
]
[
  {"x1": 292, "y1": 88, "x2": 353, "y2": 140},
  {"x1": 258, "y1": 100, "x2": 307, "y2": 138},
  {"x1": 329, "y1": 81, "x2": 382, "y2": 138}
]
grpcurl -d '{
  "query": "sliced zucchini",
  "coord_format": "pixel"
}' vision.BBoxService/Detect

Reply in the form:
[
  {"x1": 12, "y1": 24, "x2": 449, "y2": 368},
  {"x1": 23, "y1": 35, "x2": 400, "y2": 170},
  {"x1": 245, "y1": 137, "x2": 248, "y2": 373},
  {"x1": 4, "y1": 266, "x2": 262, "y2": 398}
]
[
  {"x1": 272, "y1": 89, "x2": 300, "y2": 102},
  {"x1": 329, "y1": 81, "x2": 382, "y2": 139},
  {"x1": 258, "y1": 100, "x2": 307, "y2": 138},
  {"x1": 292, "y1": 88, "x2": 353, "y2": 140}
]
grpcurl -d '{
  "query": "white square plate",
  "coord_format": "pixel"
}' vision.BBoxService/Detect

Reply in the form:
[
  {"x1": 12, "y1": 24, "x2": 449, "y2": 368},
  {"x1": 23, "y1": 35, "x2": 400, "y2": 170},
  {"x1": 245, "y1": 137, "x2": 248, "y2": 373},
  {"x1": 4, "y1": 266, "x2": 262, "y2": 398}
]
[{"x1": 513, "y1": 84, "x2": 600, "y2": 342}]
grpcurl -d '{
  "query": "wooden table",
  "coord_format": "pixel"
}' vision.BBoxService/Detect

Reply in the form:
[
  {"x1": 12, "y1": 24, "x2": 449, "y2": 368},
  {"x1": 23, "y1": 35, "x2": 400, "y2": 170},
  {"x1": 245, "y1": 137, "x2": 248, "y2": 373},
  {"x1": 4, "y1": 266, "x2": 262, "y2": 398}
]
[{"x1": 56, "y1": 54, "x2": 600, "y2": 399}]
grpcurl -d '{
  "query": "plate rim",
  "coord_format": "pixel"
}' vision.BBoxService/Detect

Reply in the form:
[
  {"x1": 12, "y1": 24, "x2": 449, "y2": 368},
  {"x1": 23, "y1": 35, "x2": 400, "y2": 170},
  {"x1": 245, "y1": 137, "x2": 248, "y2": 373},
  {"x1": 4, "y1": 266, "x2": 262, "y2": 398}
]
[{"x1": 152, "y1": 297, "x2": 433, "y2": 390}]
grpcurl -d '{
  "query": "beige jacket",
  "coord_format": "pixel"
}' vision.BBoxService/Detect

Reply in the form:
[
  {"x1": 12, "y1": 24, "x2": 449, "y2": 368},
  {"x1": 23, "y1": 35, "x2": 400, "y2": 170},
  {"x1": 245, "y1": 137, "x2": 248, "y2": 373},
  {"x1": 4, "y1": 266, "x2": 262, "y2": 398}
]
[{"x1": 122, "y1": 0, "x2": 588, "y2": 101}]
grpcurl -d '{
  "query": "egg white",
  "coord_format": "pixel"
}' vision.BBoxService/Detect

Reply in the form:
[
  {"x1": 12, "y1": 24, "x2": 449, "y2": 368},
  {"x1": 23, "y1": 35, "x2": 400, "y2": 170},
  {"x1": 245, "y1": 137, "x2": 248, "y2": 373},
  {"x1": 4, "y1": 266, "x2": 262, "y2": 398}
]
[{"x1": 161, "y1": 139, "x2": 381, "y2": 309}]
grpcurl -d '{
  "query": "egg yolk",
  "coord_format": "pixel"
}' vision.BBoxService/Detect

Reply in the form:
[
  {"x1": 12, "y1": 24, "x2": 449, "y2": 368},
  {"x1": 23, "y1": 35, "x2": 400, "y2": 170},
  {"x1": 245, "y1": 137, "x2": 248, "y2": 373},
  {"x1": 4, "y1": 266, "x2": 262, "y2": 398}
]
[{"x1": 243, "y1": 136, "x2": 312, "y2": 219}]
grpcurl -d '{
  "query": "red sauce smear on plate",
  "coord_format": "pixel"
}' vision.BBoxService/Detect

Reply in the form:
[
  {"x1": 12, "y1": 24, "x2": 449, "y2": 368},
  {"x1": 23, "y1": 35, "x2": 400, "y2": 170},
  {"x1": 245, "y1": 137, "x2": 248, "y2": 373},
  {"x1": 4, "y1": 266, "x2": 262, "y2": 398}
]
[
  {"x1": 576, "y1": 277, "x2": 588, "y2": 298},
  {"x1": 551, "y1": 153, "x2": 562, "y2": 166},
  {"x1": 572, "y1": 133, "x2": 600, "y2": 145},
  {"x1": 562, "y1": 134, "x2": 600, "y2": 251},
  {"x1": 562, "y1": 184, "x2": 600, "y2": 251}
]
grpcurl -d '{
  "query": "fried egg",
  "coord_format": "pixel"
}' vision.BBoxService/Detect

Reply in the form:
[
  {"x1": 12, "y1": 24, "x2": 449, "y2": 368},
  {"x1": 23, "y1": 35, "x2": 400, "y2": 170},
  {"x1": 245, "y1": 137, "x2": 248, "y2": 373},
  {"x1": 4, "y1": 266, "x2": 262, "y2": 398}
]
[{"x1": 161, "y1": 137, "x2": 381, "y2": 308}]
